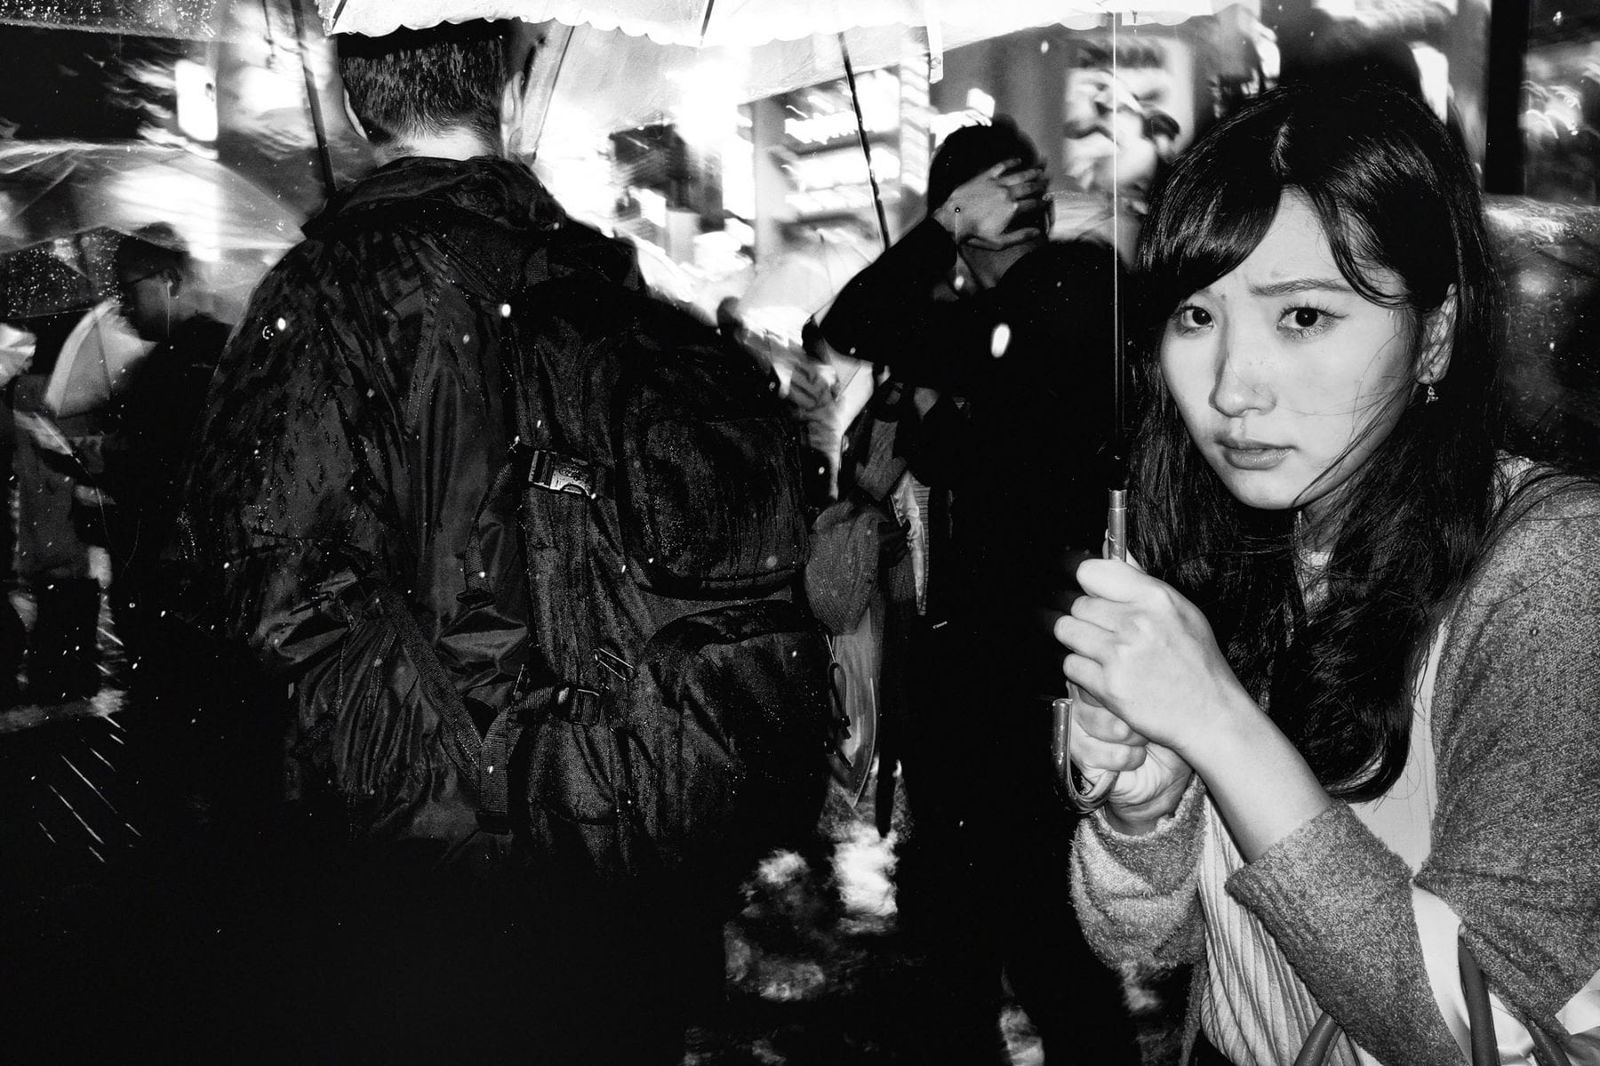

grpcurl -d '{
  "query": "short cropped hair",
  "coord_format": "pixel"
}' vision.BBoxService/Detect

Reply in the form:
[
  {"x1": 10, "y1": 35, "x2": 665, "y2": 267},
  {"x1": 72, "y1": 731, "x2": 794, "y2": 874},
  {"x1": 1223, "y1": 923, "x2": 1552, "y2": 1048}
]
[
  {"x1": 925, "y1": 116, "x2": 1041, "y2": 212},
  {"x1": 114, "y1": 222, "x2": 190, "y2": 280},
  {"x1": 337, "y1": 20, "x2": 510, "y2": 147}
]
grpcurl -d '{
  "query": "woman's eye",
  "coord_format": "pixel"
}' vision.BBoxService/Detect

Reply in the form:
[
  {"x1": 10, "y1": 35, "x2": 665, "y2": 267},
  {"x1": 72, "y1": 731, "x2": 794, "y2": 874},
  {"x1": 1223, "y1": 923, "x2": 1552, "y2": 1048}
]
[
  {"x1": 1281, "y1": 305, "x2": 1337, "y2": 334},
  {"x1": 1174, "y1": 306, "x2": 1213, "y2": 331}
]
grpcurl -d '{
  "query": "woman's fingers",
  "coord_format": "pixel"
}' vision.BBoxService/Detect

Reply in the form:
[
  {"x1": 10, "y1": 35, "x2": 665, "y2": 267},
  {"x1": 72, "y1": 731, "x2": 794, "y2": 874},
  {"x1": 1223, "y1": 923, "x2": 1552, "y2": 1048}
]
[
  {"x1": 1066, "y1": 590, "x2": 1122, "y2": 631},
  {"x1": 1071, "y1": 730, "x2": 1148, "y2": 775},
  {"x1": 1072, "y1": 693, "x2": 1145, "y2": 745},
  {"x1": 1062, "y1": 650, "x2": 1108, "y2": 697},
  {"x1": 1074, "y1": 556, "x2": 1164, "y2": 602},
  {"x1": 1054, "y1": 613, "x2": 1114, "y2": 661}
]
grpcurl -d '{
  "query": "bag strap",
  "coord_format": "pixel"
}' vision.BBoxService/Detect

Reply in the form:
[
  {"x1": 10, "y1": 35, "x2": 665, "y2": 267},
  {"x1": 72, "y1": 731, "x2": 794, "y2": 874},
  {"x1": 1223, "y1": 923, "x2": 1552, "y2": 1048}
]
[
  {"x1": 369, "y1": 579, "x2": 482, "y2": 779},
  {"x1": 1290, "y1": 939, "x2": 1574, "y2": 1066},
  {"x1": 369, "y1": 577, "x2": 531, "y2": 834},
  {"x1": 845, "y1": 382, "x2": 913, "y2": 506}
]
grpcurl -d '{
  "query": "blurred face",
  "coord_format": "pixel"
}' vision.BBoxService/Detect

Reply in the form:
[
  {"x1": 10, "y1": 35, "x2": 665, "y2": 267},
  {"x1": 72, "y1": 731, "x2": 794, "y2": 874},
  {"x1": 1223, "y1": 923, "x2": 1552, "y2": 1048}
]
[
  {"x1": 1159, "y1": 193, "x2": 1440, "y2": 528},
  {"x1": 116, "y1": 267, "x2": 171, "y2": 341}
]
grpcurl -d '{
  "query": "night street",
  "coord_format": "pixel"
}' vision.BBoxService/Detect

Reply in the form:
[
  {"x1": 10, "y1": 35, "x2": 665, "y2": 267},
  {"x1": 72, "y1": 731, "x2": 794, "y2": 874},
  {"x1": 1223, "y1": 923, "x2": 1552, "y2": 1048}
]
[{"x1": 0, "y1": 589, "x2": 1168, "y2": 1063}]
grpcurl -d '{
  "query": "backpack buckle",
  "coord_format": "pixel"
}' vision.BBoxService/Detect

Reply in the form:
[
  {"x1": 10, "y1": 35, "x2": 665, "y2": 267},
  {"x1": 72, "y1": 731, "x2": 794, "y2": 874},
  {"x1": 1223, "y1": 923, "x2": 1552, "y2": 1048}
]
[
  {"x1": 553, "y1": 685, "x2": 605, "y2": 726},
  {"x1": 593, "y1": 647, "x2": 634, "y2": 682},
  {"x1": 529, "y1": 449, "x2": 600, "y2": 500}
]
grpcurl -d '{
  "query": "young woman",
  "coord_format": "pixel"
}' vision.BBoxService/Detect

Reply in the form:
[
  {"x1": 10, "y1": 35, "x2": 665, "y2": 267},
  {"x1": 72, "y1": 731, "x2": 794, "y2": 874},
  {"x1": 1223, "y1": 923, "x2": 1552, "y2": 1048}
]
[{"x1": 1055, "y1": 81, "x2": 1600, "y2": 1065}]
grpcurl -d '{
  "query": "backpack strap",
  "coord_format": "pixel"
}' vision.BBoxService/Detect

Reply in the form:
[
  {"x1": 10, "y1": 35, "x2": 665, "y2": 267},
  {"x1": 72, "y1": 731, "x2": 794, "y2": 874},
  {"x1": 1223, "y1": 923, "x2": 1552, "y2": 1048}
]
[
  {"x1": 368, "y1": 578, "x2": 482, "y2": 780},
  {"x1": 369, "y1": 576, "x2": 535, "y2": 834}
]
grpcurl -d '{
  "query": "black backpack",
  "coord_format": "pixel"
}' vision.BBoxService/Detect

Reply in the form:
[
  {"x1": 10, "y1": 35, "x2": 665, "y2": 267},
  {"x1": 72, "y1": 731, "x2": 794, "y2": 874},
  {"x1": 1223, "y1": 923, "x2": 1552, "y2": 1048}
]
[
  {"x1": 321, "y1": 201, "x2": 830, "y2": 889},
  {"x1": 431, "y1": 273, "x2": 835, "y2": 888}
]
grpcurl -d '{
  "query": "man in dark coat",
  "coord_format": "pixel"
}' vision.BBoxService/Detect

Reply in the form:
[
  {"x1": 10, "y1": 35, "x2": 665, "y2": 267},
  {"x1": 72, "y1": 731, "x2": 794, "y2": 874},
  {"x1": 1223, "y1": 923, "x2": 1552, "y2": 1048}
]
[
  {"x1": 174, "y1": 21, "x2": 692, "y2": 1064},
  {"x1": 71, "y1": 224, "x2": 232, "y2": 672},
  {"x1": 819, "y1": 118, "x2": 1138, "y2": 1062}
]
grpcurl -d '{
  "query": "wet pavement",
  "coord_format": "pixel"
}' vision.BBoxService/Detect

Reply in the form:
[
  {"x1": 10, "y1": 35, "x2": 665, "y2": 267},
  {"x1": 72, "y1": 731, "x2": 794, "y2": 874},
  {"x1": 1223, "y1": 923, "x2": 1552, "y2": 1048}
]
[{"x1": 1, "y1": 585, "x2": 1170, "y2": 1065}]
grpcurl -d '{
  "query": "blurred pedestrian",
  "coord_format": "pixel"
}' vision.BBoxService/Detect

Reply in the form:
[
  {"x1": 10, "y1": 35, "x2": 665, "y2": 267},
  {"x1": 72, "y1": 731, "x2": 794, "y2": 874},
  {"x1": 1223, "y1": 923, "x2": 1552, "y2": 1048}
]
[
  {"x1": 48, "y1": 224, "x2": 229, "y2": 676},
  {"x1": 819, "y1": 116, "x2": 1136, "y2": 1063},
  {"x1": 8, "y1": 311, "x2": 104, "y2": 706},
  {"x1": 0, "y1": 320, "x2": 33, "y2": 706}
]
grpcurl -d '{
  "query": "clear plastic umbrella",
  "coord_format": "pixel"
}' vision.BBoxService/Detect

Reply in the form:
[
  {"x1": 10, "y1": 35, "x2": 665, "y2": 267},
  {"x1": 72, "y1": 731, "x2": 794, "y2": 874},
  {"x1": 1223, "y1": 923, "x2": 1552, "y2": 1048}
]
[
  {"x1": 0, "y1": 140, "x2": 304, "y2": 325},
  {"x1": 317, "y1": 0, "x2": 1187, "y2": 44}
]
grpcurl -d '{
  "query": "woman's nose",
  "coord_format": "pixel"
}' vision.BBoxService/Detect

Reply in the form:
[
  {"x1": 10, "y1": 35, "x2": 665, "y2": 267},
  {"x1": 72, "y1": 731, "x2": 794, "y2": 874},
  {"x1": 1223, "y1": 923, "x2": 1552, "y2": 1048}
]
[{"x1": 1210, "y1": 323, "x2": 1272, "y2": 418}]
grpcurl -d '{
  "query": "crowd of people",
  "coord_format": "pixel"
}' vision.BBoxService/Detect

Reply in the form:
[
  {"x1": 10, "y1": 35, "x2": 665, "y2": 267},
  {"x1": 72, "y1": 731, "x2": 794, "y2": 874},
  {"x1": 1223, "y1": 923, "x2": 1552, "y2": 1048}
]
[{"x1": 2, "y1": 14, "x2": 1597, "y2": 1066}]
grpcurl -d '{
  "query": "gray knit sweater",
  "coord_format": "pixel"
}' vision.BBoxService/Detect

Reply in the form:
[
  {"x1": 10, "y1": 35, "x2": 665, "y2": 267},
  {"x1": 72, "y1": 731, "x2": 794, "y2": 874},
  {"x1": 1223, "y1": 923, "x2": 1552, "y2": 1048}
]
[{"x1": 1070, "y1": 478, "x2": 1600, "y2": 1066}]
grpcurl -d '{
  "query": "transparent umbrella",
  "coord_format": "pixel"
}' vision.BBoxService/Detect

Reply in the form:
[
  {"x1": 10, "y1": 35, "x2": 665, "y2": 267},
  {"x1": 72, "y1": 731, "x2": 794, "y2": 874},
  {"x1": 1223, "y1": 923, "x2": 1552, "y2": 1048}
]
[{"x1": 0, "y1": 141, "x2": 304, "y2": 325}]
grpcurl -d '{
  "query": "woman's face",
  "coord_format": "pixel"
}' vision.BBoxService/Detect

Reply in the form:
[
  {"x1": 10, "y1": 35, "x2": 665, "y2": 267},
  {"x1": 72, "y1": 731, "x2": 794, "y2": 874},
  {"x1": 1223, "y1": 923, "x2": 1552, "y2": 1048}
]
[{"x1": 1159, "y1": 192, "x2": 1433, "y2": 526}]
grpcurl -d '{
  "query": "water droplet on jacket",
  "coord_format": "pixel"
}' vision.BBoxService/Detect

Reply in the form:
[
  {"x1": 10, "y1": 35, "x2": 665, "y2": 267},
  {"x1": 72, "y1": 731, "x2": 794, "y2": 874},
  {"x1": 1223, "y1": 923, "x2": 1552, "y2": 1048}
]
[
  {"x1": 275, "y1": 317, "x2": 288, "y2": 332},
  {"x1": 500, "y1": 304, "x2": 512, "y2": 318}
]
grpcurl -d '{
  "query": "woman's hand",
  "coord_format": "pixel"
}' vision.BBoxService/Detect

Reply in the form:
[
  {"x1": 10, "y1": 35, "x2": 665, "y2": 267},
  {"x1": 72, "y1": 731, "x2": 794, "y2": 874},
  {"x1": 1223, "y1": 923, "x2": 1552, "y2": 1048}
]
[
  {"x1": 1069, "y1": 687, "x2": 1193, "y2": 833},
  {"x1": 1054, "y1": 557, "x2": 1253, "y2": 755},
  {"x1": 1055, "y1": 559, "x2": 1333, "y2": 858}
]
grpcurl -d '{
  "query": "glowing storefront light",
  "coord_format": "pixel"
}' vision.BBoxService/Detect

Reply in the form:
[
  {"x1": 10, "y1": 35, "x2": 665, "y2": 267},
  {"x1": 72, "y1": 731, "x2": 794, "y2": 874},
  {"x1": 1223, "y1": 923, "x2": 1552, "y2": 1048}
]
[{"x1": 175, "y1": 59, "x2": 219, "y2": 144}]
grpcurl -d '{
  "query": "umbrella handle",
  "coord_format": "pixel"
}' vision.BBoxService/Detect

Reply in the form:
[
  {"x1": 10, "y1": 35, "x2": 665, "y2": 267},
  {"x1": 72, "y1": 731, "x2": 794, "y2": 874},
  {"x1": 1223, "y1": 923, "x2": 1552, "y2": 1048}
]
[{"x1": 1054, "y1": 488, "x2": 1127, "y2": 813}]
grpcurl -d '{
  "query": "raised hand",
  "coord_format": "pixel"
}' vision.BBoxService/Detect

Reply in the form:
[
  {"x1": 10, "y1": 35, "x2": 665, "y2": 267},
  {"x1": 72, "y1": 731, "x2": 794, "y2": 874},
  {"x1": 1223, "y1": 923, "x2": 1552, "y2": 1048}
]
[{"x1": 933, "y1": 160, "x2": 1047, "y2": 250}]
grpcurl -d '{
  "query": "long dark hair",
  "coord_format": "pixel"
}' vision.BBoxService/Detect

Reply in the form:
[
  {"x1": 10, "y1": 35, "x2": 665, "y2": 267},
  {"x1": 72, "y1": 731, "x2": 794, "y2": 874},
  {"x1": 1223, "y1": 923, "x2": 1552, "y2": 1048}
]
[{"x1": 1131, "y1": 82, "x2": 1502, "y2": 801}]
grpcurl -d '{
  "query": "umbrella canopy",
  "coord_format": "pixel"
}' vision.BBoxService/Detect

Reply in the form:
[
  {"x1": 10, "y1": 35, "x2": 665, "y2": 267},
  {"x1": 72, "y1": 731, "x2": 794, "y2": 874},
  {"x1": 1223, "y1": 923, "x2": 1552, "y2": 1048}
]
[
  {"x1": 320, "y1": 0, "x2": 1231, "y2": 42},
  {"x1": 735, "y1": 229, "x2": 871, "y2": 340},
  {"x1": 0, "y1": 141, "x2": 304, "y2": 324},
  {"x1": 0, "y1": 229, "x2": 118, "y2": 320},
  {"x1": 43, "y1": 299, "x2": 155, "y2": 418},
  {"x1": 0, "y1": 0, "x2": 238, "y2": 40}
]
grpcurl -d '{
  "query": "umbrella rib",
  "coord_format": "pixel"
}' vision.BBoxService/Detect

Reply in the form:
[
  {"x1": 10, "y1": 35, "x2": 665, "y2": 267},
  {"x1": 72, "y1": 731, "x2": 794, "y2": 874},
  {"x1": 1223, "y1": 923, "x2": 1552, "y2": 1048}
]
[
  {"x1": 838, "y1": 35, "x2": 891, "y2": 253},
  {"x1": 697, "y1": 0, "x2": 716, "y2": 45},
  {"x1": 327, "y1": 0, "x2": 352, "y2": 33}
]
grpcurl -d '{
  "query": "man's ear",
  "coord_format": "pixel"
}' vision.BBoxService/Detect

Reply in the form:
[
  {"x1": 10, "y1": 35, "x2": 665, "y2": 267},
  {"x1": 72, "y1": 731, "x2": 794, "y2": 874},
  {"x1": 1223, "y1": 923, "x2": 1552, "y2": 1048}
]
[
  {"x1": 499, "y1": 68, "x2": 528, "y2": 160},
  {"x1": 1417, "y1": 284, "x2": 1457, "y2": 385},
  {"x1": 341, "y1": 87, "x2": 369, "y2": 142}
]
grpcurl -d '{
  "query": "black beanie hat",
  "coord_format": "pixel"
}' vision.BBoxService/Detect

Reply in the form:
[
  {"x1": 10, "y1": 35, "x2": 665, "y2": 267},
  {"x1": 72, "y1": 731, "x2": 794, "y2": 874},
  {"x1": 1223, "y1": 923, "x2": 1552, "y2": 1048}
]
[{"x1": 925, "y1": 116, "x2": 1040, "y2": 212}]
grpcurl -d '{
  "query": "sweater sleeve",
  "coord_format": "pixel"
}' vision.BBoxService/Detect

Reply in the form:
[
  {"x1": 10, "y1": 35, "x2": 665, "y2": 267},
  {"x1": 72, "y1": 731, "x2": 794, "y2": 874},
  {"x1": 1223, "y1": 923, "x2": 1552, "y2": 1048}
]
[
  {"x1": 1069, "y1": 775, "x2": 1209, "y2": 979},
  {"x1": 1423, "y1": 482, "x2": 1600, "y2": 1020},
  {"x1": 1227, "y1": 481, "x2": 1600, "y2": 1064}
]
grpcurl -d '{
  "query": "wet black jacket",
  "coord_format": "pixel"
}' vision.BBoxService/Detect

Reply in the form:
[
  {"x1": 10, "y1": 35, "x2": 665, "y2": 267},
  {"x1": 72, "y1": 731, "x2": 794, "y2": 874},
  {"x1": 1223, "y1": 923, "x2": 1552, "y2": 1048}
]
[
  {"x1": 78, "y1": 313, "x2": 229, "y2": 580},
  {"x1": 819, "y1": 218, "x2": 1120, "y2": 690},
  {"x1": 180, "y1": 156, "x2": 641, "y2": 870}
]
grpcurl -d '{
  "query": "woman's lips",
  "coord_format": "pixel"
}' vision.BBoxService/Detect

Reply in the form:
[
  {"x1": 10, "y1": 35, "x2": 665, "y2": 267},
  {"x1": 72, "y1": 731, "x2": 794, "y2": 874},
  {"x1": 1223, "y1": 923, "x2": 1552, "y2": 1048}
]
[{"x1": 1219, "y1": 441, "x2": 1290, "y2": 470}]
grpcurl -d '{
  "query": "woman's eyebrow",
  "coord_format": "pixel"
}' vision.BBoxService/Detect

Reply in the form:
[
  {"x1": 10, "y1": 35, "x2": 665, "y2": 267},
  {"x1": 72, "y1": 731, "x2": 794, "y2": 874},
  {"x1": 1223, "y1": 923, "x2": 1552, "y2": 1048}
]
[{"x1": 1248, "y1": 277, "x2": 1356, "y2": 297}]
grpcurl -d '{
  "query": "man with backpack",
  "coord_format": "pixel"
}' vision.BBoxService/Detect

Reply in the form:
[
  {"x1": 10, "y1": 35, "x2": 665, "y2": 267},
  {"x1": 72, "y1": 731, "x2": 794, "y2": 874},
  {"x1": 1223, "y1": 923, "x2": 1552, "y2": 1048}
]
[{"x1": 176, "y1": 20, "x2": 828, "y2": 1063}]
